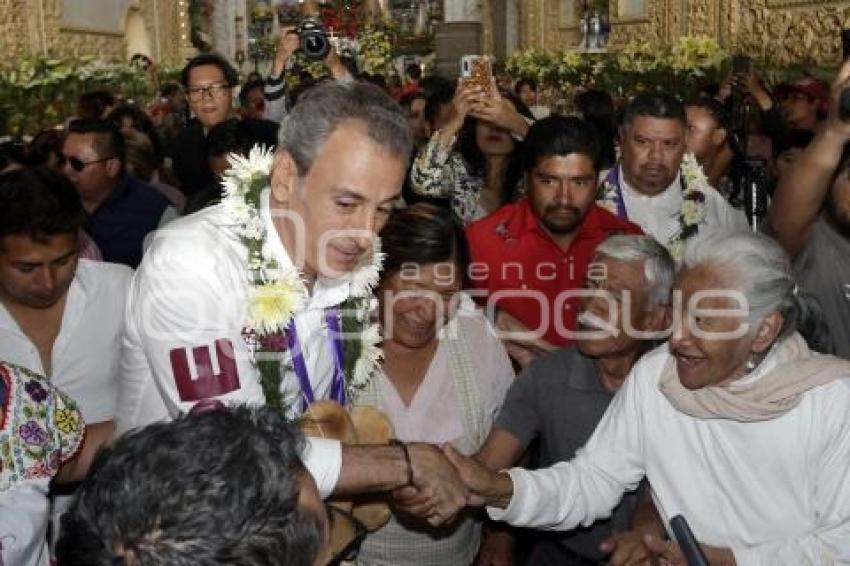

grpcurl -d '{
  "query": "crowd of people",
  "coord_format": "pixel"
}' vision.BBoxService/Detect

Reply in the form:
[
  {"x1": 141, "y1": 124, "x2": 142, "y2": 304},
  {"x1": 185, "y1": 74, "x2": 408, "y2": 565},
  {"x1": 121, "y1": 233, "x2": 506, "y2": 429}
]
[{"x1": 2, "y1": 30, "x2": 850, "y2": 566}]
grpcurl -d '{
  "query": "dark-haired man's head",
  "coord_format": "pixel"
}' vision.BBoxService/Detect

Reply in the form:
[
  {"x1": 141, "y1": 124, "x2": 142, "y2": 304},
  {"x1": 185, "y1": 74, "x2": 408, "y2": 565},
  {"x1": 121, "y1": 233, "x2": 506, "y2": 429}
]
[
  {"x1": 405, "y1": 63, "x2": 422, "y2": 82},
  {"x1": 181, "y1": 53, "x2": 239, "y2": 129},
  {"x1": 0, "y1": 167, "x2": 85, "y2": 309},
  {"x1": 239, "y1": 79, "x2": 266, "y2": 121},
  {"x1": 206, "y1": 118, "x2": 260, "y2": 178},
  {"x1": 522, "y1": 116, "x2": 601, "y2": 239},
  {"x1": 685, "y1": 97, "x2": 728, "y2": 167},
  {"x1": 423, "y1": 80, "x2": 456, "y2": 133},
  {"x1": 62, "y1": 119, "x2": 126, "y2": 213},
  {"x1": 514, "y1": 77, "x2": 537, "y2": 109},
  {"x1": 56, "y1": 405, "x2": 328, "y2": 566},
  {"x1": 76, "y1": 90, "x2": 116, "y2": 121},
  {"x1": 620, "y1": 93, "x2": 687, "y2": 196}
]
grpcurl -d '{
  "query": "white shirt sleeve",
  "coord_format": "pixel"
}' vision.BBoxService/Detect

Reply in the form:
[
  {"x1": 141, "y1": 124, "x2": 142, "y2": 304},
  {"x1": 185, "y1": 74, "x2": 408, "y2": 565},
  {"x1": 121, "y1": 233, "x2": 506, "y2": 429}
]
[
  {"x1": 302, "y1": 437, "x2": 343, "y2": 499},
  {"x1": 487, "y1": 355, "x2": 649, "y2": 530},
  {"x1": 730, "y1": 380, "x2": 850, "y2": 565},
  {"x1": 117, "y1": 221, "x2": 266, "y2": 433}
]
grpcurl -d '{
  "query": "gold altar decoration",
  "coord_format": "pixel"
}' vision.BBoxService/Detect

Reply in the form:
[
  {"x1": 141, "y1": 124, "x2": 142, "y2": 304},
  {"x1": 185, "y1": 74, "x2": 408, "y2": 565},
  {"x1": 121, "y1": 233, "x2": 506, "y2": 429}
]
[{"x1": 513, "y1": 0, "x2": 850, "y2": 69}]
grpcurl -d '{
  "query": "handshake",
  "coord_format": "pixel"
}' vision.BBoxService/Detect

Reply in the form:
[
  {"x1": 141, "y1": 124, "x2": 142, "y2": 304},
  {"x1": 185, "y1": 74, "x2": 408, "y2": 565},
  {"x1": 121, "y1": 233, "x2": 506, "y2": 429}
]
[{"x1": 385, "y1": 443, "x2": 513, "y2": 526}]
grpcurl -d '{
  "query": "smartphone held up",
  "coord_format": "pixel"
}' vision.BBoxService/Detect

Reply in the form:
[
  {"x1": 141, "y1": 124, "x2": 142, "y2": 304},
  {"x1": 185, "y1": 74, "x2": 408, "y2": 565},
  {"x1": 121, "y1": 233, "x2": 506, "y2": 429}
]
[{"x1": 460, "y1": 55, "x2": 494, "y2": 95}]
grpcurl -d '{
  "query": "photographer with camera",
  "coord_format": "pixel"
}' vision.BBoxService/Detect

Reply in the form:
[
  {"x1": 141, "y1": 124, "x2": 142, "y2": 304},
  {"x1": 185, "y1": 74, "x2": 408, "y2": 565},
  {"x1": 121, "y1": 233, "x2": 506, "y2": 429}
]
[
  {"x1": 263, "y1": 21, "x2": 354, "y2": 124},
  {"x1": 765, "y1": 58, "x2": 850, "y2": 359}
]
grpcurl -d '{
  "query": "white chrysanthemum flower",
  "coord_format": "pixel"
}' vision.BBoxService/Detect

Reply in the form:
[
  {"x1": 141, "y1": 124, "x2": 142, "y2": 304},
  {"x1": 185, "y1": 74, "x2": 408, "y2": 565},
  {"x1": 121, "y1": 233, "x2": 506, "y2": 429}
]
[
  {"x1": 681, "y1": 153, "x2": 708, "y2": 186},
  {"x1": 682, "y1": 201, "x2": 702, "y2": 225},
  {"x1": 247, "y1": 275, "x2": 307, "y2": 335},
  {"x1": 351, "y1": 323, "x2": 383, "y2": 389},
  {"x1": 348, "y1": 240, "x2": 385, "y2": 298}
]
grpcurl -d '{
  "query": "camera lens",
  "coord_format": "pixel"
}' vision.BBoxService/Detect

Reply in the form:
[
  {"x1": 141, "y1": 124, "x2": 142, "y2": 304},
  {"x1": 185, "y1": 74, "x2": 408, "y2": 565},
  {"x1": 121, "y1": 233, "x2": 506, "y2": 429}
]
[{"x1": 305, "y1": 35, "x2": 325, "y2": 55}]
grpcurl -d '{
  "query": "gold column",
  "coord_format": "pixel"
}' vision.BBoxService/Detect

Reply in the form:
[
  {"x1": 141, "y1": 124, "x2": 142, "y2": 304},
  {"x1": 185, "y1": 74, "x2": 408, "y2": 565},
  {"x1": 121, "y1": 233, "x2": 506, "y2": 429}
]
[{"x1": 176, "y1": 0, "x2": 194, "y2": 59}]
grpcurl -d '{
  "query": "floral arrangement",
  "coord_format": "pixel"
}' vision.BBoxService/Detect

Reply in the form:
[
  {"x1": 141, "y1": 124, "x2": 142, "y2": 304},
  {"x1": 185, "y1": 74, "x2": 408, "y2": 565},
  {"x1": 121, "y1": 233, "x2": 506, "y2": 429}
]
[
  {"x1": 220, "y1": 146, "x2": 384, "y2": 413},
  {"x1": 506, "y1": 35, "x2": 729, "y2": 101},
  {"x1": 358, "y1": 26, "x2": 394, "y2": 76},
  {"x1": 597, "y1": 153, "x2": 709, "y2": 261},
  {"x1": 0, "y1": 55, "x2": 180, "y2": 136}
]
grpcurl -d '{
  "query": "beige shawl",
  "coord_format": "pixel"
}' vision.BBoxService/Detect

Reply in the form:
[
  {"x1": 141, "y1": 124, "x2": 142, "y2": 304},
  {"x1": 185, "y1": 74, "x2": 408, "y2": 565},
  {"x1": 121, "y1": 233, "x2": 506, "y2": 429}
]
[{"x1": 659, "y1": 332, "x2": 850, "y2": 422}]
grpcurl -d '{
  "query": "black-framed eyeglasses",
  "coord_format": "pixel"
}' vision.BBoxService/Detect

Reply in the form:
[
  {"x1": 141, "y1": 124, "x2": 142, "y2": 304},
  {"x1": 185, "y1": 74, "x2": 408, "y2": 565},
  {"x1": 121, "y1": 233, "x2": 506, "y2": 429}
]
[
  {"x1": 325, "y1": 504, "x2": 368, "y2": 565},
  {"x1": 186, "y1": 83, "x2": 230, "y2": 102},
  {"x1": 62, "y1": 155, "x2": 115, "y2": 172}
]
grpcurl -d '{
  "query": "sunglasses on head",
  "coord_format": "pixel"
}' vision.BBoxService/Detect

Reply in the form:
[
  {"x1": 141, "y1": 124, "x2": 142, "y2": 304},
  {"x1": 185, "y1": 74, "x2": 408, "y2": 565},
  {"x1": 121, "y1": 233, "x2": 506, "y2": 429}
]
[{"x1": 63, "y1": 155, "x2": 115, "y2": 172}]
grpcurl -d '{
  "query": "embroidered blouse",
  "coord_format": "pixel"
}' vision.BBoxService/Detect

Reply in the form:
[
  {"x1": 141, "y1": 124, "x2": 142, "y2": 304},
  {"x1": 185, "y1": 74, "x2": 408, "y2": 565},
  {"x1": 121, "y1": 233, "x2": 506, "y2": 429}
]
[
  {"x1": 1, "y1": 362, "x2": 84, "y2": 566},
  {"x1": 409, "y1": 132, "x2": 523, "y2": 225}
]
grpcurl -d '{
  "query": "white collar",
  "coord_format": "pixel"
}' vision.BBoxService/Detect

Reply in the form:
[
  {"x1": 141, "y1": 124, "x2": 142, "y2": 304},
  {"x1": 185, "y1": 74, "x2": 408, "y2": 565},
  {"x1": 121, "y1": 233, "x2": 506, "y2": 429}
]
[{"x1": 618, "y1": 165, "x2": 682, "y2": 203}]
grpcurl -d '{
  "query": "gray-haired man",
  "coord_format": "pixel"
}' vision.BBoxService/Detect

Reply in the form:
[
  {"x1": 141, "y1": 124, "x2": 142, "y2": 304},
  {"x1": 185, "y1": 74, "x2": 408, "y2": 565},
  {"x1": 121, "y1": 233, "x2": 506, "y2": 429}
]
[
  {"x1": 118, "y1": 80, "x2": 468, "y2": 524},
  {"x1": 475, "y1": 234, "x2": 674, "y2": 565}
]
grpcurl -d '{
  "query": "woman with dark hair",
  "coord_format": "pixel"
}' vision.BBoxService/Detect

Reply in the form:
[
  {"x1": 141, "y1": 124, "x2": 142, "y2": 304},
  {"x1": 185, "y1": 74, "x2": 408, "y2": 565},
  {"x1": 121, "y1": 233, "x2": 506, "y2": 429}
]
[
  {"x1": 410, "y1": 81, "x2": 533, "y2": 225},
  {"x1": 353, "y1": 203, "x2": 514, "y2": 565}
]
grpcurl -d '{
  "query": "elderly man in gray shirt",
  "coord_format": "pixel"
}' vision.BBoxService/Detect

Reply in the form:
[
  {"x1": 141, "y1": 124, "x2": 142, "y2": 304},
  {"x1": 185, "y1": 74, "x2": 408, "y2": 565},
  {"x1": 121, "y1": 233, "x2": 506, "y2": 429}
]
[{"x1": 475, "y1": 234, "x2": 675, "y2": 566}]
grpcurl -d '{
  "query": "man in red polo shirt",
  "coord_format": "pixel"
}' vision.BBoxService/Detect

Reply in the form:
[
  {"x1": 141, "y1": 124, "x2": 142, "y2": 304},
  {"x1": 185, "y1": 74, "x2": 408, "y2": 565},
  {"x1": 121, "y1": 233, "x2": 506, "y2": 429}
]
[{"x1": 466, "y1": 116, "x2": 642, "y2": 367}]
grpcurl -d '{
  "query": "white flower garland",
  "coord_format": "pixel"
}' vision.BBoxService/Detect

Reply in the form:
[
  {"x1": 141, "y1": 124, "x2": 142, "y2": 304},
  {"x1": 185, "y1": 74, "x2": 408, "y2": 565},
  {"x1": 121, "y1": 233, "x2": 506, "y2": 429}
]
[
  {"x1": 597, "y1": 152, "x2": 709, "y2": 261},
  {"x1": 221, "y1": 145, "x2": 384, "y2": 405}
]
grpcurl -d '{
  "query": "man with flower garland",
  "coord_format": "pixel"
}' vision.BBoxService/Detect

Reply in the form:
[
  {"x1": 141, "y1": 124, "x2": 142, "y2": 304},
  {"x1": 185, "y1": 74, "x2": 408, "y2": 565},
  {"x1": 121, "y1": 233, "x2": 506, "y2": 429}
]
[
  {"x1": 118, "y1": 80, "x2": 470, "y2": 524},
  {"x1": 598, "y1": 93, "x2": 746, "y2": 260}
]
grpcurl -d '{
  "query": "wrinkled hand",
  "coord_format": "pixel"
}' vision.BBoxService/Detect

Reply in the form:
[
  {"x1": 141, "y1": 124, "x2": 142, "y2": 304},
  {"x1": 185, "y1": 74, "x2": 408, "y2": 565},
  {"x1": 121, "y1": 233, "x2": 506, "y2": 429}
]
[
  {"x1": 476, "y1": 529, "x2": 516, "y2": 566},
  {"x1": 392, "y1": 443, "x2": 469, "y2": 526},
  {"x1": 642, "y1": 534, "x2": 735, "y2": 566},
  {"x1": 443, "y1": 444, "x2": 513, "y2": 508},
  {"x1": 503, "y1": 340, "x2": 547, "y2": 369},
  {"x1": 601, "y1": 531, "x2": 659, "y2": 566},
  {"x1": 495, "y1": 310, "x2": 556, "y2": 367}
]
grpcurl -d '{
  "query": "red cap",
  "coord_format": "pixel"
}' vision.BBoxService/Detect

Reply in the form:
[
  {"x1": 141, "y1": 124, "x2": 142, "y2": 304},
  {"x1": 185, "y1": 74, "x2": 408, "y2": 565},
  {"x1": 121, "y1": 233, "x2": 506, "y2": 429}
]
[{"x1": 777, "y1": 77, "x2": 829, "y2": 115}]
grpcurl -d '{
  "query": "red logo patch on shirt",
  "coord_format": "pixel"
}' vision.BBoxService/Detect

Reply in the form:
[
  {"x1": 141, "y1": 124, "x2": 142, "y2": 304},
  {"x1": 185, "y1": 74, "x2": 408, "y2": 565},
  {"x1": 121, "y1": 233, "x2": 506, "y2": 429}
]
[{"x1": 169, "y1": 339, "x2": 240, "y2": 402}]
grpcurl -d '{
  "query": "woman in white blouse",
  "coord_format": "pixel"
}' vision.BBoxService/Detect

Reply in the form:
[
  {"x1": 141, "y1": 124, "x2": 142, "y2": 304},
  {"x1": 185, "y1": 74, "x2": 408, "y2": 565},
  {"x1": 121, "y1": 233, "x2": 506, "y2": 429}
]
[{"x1": 353, "y1": 204, "x2": 515, "y2": 566}]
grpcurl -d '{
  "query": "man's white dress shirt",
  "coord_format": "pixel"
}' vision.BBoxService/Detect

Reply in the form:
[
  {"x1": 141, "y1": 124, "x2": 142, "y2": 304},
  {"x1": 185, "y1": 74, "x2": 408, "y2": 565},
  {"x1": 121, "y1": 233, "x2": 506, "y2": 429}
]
[
  {"x1": 617, "y1": 166, "x2": 748, "y2": 243},
  {"x1": 0, "y1": 259, "x2": 131, "y2": 424},
  {"x1": 118, "y1": 189, "x2": 344, "y2": 496}
]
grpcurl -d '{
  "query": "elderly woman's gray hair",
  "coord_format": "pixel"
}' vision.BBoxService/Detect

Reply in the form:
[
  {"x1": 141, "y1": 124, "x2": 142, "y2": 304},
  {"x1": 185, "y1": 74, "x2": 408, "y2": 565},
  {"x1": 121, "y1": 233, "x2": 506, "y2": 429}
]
[
  {"x1": 595, "y1": 234, "x2": 675, "y2": 308},
  {"x1": 277, "y1": 80, "x2": 414, "y2": 176},
  {"x1": 681, "y1": 230, "x2": 833, "y2": 352}
]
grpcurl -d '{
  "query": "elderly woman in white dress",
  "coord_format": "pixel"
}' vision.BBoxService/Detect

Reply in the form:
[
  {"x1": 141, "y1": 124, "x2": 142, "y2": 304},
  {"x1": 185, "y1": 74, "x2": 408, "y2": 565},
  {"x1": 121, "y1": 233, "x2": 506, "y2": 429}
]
[
  {"x1": 353, "y1": 203, "x2": 515, "y2": 566},
  {"x1": 447, "y1": 230, "x2": 850, "y2": 565}
]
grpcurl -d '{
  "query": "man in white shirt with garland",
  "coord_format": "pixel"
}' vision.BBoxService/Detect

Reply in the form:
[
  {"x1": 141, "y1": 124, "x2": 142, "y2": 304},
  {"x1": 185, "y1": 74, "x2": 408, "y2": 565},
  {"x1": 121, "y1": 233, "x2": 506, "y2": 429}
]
[
  {"x1": 598, "y1": 92, "x2": 747, "y2": 260},
  {"x1": 118, "y1": 79, "x2": 468, "y2": 522}
]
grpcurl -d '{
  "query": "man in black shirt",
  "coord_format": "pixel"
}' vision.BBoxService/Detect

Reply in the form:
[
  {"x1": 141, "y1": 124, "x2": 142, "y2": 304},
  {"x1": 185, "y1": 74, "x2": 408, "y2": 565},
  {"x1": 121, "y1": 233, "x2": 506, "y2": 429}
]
[{"x1": 172, "y1": 53, "x2": 278, "y2": 196}]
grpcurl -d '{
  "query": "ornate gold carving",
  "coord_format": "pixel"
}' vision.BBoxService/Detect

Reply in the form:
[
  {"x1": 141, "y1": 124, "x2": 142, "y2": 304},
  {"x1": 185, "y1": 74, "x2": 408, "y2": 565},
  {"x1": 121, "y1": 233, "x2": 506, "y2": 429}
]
[
  {"x1": 522, "y1": 0, "x2": 850, "y2": 68},
  {"x1": 0, "y1": 0, "x2": 185, "y2": 64},
  {"x1": 727, "y1": 0, "x2": 850, "y2": 66}
]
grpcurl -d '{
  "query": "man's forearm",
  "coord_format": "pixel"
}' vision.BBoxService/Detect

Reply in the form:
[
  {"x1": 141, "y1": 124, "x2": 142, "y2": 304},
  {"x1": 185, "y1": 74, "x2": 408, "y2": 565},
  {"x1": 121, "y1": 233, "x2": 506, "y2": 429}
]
[{"x1": 334, "y1": 443, "x2": 410, "y2": 495}]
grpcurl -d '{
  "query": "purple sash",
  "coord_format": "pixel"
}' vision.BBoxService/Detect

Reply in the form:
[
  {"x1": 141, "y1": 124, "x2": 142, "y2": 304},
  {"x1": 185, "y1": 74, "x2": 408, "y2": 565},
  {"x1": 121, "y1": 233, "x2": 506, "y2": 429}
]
[
  {"x1": 285, "y1": 307, "x2": 347, "y2": 412},
  {"x1": 603, "y1": 166, "x2": 628, "y2": 219}
]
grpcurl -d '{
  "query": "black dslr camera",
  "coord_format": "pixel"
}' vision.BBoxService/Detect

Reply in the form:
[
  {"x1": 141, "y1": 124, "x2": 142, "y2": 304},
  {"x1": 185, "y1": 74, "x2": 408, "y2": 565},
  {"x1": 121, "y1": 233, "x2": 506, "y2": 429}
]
[{"x1": 297, "y1": 19, "x2": 330, "y2": 61}]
